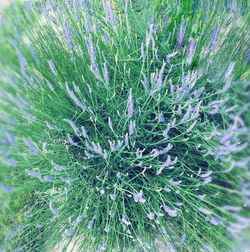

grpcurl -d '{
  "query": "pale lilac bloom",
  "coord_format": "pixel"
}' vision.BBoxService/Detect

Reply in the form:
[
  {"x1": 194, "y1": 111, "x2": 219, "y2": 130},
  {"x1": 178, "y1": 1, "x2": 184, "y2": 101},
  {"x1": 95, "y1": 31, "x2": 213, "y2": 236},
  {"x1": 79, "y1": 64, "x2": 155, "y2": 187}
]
[
  {"x1": 108, "y1": 117, "x2": 113, "y2": 129},
  {"x1": 0, "y1": 184, "x2": 13, "y2": 193},
  {"x1": 186, "y1": 120, "x2": 197, "y2": 132},
  {"x1": 209, "y1": 217, "x2": 223, "y2": 226},
  {"x1": 86, "y1": 37, "x2": 100, "y2": 80},
  {"x1": 81, "y1": 126, "x2": 89, "y2": 139},
  {"x1": 198, "y1": 207, "x2": 211, "y2": 215},
  {"x1": 124, "y1": 133, "x2": 129, "y2": 146},
  {"x1": 87, "y1": 219, "x2": 95, "y2": 229},
  {"x1": 163, "y1": 123, "x2": 171, "y2": 138},
  {"x1": 177, "y1": 20, "x2": 186, "y2": 46},
  {"x1": 127, "y1": 89, "x2": 134, "y2": 118},
  {"x1": 171, "y1": 180, "x2": 182, "y2": 186},
  {"x1": 102, "y1": 0, "x2": 117, "y2": 25},
  {"x1": 51, "y1": 161, "x2": 66, "y2": 172},
  {"x1": 49, "y1": 201, "x2": 59, "y2": 215},
  {"x1": 121, "y1": 215, "x2": 131, "y2": 225},
  {"x1": 200, "y1": 171, "x2": 213, "y2": 178},
  {"x1": 197, "y1": 194, "x2": 206, "y2": 201},
  {"x1": 156, "y1": 62, "x2": 166, "y2": 92},
  {"x1": 48, "y1": 59, "x2": 57, "y2": 76},
  {"x1": 133, "y1": 190, "x2": 146, "y2": 203},
  {"x1": 147, "y1": 212, "x2": 155, "y2": 220},
  {"x1": 187, "y1": 38, "x2": 197, "y2": 64},
  {"x1": 207, "y1": 99, "x2": 227, "y2": 115},
  {"x1": 110, "y1": 194, "x2": 117, "y2": 201},
  {"x1": 202, "y1": 176, "x2": 212, "y2": 185},
  {"x1": 64, "y1": 20, "x2": 73, "y2": 49},
  {"x1": 2, "y1": 158, "x2": 17, "y2": 167},
  {"x1": 63, "y1": 119, "x2": 80, "y2": 136},
  {"x1": 179, "y1": 234, "x2": 186, "y2": 246},
  {"x1": 26, "y1": 169, "x2": 40, "y2": 177},
  {"x1": 180, "y1": 104, "x2": 191, "y2": 124},
  {"x1": 129, "y1": 120, "x2": 136, "y2": 136},
  {"x1": 109, "y1": 140, "x2": 123, "y2": 152},
  {"x1": 60, "y1": 177, "x2": 74, "y2": 184},
  {"x1": 99, "y1": 243, "x2": 107, "y2": 251},
  {"x1": 66, "y1": 83, "x2": 85, "y2": 110},
  {"x1": 163, "y1": 205, "x2": 177, "y2": 217},
  {"x1": 102, "y1": 62, "x2": 109, "y2": 84},
  {"x1": 67, "y1": 134, "x2": 77, "y2": 146},
  {"x1": 76, "y1": 215, "x2": 85, "y2": 224},
  {"x1": 24, "y1": 138, "x2": 39, "y2": 155},
  {"x1": 43, "y1": 175, "x2": 53, "y2": 182},
  {"x1": 65, "y1": 228, "x2": 75, "y2": 236},
  {"x1": 225, "y1": 62, "x2": 235, "y2": 79},
  {"x1": 210, "y1": 23, "x2": 219, "y2": 52},
  {"x1": 157, "y1": 156, "x2": 178, "y2": 175},
  {"x1": 146, "y1": 24, "x2": 154, "y2": 48}
]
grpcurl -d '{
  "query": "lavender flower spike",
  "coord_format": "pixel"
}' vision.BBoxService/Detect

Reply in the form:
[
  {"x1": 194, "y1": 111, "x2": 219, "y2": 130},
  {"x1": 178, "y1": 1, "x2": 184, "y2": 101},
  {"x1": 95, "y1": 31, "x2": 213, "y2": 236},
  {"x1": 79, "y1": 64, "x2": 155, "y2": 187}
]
[
  {"x1": 64, "y1": 20, "x2": 73, "y2": 50},
  {"x1": 127, "y1": 88, "x2": 134, "y2": 118},
  {"x1": 210, "y1": 23, "x2": 219, "y2": 52},
  {"x1": 177, "y1": 20, "x2": 186, "y2": 46},
  {"x1": 163, "y1": 204, "x2": 177, "y2": 217},
  {"x1": 63, "y1": 119, "x2": 80, "y2": 136},
  {"x1": 48, "y1": 59, "x2": 57, "y2": 76},
  {"x1": 187, "y1": 38, "x2": 197, "y2": 64},
  {"x1": 102, "y1": 0, "x2": 117, "y2": 25},
  {"x1": 86, "y1": 37, "x2": 100, "y2": 80},
  {"x1": 24, "y1": 138, "x2": 39, "y2": 155},
  {"x1": 133, "y1": 190, "x2": 146, "y2": 203}
]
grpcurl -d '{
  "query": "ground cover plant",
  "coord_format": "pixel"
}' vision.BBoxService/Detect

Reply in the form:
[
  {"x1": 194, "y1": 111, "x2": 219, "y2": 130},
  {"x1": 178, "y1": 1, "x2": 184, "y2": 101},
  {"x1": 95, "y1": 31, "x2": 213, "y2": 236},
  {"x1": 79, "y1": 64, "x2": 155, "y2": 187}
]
[{"x1": 0, "y1": 0, "x2": 249, "y2": 251}]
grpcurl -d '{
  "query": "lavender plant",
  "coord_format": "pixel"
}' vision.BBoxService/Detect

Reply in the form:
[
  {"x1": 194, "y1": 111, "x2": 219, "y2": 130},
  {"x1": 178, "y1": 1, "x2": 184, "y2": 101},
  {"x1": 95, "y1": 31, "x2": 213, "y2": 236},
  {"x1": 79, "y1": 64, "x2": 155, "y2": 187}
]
[{"x1": 0, "y1": 0, "x2": 250, "y2": 251}]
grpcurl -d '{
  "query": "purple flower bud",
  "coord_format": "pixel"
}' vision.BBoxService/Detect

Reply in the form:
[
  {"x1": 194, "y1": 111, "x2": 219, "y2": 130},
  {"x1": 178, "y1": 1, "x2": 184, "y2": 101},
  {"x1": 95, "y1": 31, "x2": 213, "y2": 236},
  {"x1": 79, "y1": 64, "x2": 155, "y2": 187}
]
[
  {"x1": 86, "y1": 37, "x2": 100, "y2": 80},
  {"x1": 198, "y1": 207, "x2": 211, "y2": 215},
  {"x1": 156, "y1": 62, "x2": 166, "y2": 92},
  {"x1": 66, "y1": 83, "x2": 85, "y2": 111},
  {"x1": 147, "y1": 212, "x2": 155, "y2": 220},
  {"x1": 65, "y1": 228, "x2": 75, "y2": 236},
  {"x1": 179, "y1": 234, "x2": 186, "y2": 246},
  {"x1": 63, "y1": 119, "x2": 80, "y2": 136},
  {"x1": 225, "y1": 62, "x2": 235, "y2": 79},
  {"x1": 81, "y1": 126, "x2": 89, "y2": 139},
  {"x1": 133, "y1": 190, "x2": 146, "y2": 203},
  {"x1": 210, "y1": 23, "x2": 219, "y2": 52},
  {"x1": 2, "y1": 158, "x2": 17, "y2": 167},
  {"x1": 26, "y1": 169, "x2": 40, "y2": 177},
  {"x1": 200, "y1": 171, "x2": 213, "y2": 178},
  {"x1": 0, "y1": 184, "x2": 13, "y2": 193},
  {"x1": 127, "y1": 89, "x2": 134, "y2": 118},
  {"x1": 49, "y1": 201, "x2": 59, "y2": 215},
  {"x1": 163, "y1": 205, "x2": 177, "y2": 217},
  {"x1": 121, "y1": 215, "x2": 131, "y2": 225},
  {"x1": 24, "y1": 138, "x2": 39, "y2": 155},
  {"x1": 129, "y1": 120, "x2": 136, "y2": 136},
  {"x1": 52, "y1": 161, "x2": 66, "y2": 172},
  {"x1": 43, "y1": 175, "x2": 53, "y2": 182},
  {"x1": 64, "y1": 20, "x2": 73, "y2": 49},
  {"x1": 177, "y1": 20, "x2": 186, "y2": 46},
  {"x1": 187, "y1": 38, "x2": 197, "y2": 64},
  {"x1": 102, "y1": 0, "x2": 117, "y2": 25},
  {"x1": 48, "y1": 59, "x2": 57, "y2": 76},
  {"x1": 110, "y1": 194, "x2": 117, "y2": 201}
]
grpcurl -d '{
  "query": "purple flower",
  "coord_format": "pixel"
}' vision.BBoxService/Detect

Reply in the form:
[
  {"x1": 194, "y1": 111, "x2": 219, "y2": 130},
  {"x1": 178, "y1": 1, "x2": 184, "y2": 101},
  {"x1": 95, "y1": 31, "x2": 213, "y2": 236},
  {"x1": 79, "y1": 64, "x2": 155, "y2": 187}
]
[
  {"x1": 48, "y1": 59, "x2": 57, "y2": 76},
  {"x1": 64, "y1": 20, "x2": 73, "y2": 49},
  {"x1": 121, "y1": 215, "x2": 131, "y2": 225},
  {"x1": 210, "y1": 23, "x2": 219, "y2": 52},
  {"x1": 66, "y1": 83, "x2": 85, "y2": 111},
  {"x1": 156, "y1": 62, "x2": 166, "y2": 92},
  {"x1": 129, "y1": 120, "x2": 136, "y2": 136},
  {"x1": 65, "y1": 228, "x2": 75, "y2": 236},
  {"x1": 0, "y1": 184, "x2": 13, "y2": 193},
  {"x1": 198, "y1": 207, "x2": 211, "y2": 215},
  {"x1": 110, "y1": 194, "x2": 117, "y2": 201},
  {"x1": 81, "y1": 126, "x2": 89, "y2": 139},
  {"x1": 26, "y1": 169, "x2": 40, "y2": 177},
  {"x1": 133, "y1": 190, "x2": 146, "y2": 203},
  {"x1": 99, "y1": 243, "x2": 107, "y2": 251},
  {"x1": 225, "y1": 62, "x2": 235, "y2": 79},
  {"x1": 187, "y1": 38, "x2": 197, "y2": 64},
  {"x1": 2, "y1": 158, "x2": 17, "y2": 167},
  {"x1": 63, "y1": 119, "x2": 80, "y2": 136},
  {"x1": 102, "y1": 0, "x2": 117, "y2": 25},
  {"x1": 42, "y1": 175, "x2": 53, "y2": 182},
  {"x1": 163, "y1": 205, "x2": 177, "y2": 217},
  {"x1": 24, "y1": 138, "x2": 39, "y2": 155},
  {"x1": 177, "y1": 20, "x2": 186, "y2": 46},
  {"x1": 127, "y1": 89, "x2": 134, "y2": 118},
  {"x1": 86, "y1": 37, "x2": 100, "y2": 80},
  {"x1": 51, "y1": 161, "x2": 66, "y2": 172},
  {"x1": 147, "y1": 212, "x2": 155, "y2": 220}
]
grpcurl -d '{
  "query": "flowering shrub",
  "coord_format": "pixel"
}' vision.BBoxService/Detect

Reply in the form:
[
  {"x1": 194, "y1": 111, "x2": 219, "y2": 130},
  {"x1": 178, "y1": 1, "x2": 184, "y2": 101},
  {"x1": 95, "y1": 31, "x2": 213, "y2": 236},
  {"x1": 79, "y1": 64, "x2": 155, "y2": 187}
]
[{"x1": 0, "y1": 1, "x2": 249, "y2": 251}]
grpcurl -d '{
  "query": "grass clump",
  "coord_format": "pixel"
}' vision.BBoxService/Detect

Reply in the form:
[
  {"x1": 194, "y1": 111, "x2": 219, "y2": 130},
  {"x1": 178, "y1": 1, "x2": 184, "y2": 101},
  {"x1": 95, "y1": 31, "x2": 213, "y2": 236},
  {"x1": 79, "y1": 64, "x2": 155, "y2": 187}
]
[{"x1": 0, "y1": 0, "x2": 249, "y2": 251}]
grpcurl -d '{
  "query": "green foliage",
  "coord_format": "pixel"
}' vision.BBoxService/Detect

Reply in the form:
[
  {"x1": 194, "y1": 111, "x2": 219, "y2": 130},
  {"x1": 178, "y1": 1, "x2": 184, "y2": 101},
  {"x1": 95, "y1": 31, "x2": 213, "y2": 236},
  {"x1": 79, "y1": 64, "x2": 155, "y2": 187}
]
[{"x1": 0, "y1": 1, "x2": 249, "y2": 251}]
